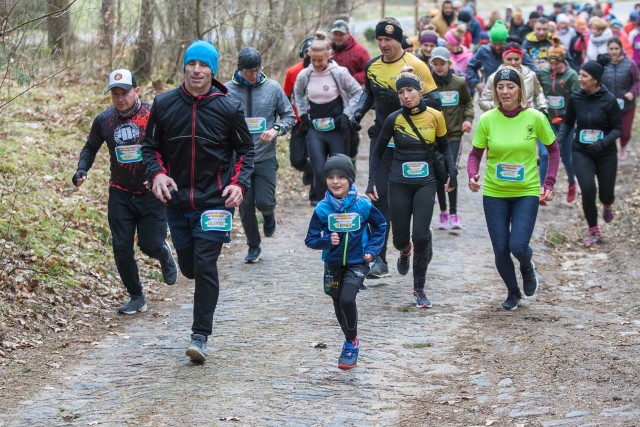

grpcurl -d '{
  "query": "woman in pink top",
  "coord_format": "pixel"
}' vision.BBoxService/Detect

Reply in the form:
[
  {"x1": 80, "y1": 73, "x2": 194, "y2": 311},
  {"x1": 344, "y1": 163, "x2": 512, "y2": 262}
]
[{"x1": 444, "y1": 24, "x2": 473, "y2": 75}]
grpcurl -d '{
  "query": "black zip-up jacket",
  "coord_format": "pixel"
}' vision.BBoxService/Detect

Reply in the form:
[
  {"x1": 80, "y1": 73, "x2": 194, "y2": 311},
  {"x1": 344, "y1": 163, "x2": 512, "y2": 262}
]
[
  {"x1": 558, "y1": 85, "x2": 622, "y2": 155},
  {"x1": 142, "y1": 80, "x2": 255, "y2": 210}
]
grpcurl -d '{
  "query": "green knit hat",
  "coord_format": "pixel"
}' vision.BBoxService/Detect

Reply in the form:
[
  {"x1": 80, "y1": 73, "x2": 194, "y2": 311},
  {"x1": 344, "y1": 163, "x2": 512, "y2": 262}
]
[{"x1": 489, "y1": 20, "x2": 509, "y2": 43}]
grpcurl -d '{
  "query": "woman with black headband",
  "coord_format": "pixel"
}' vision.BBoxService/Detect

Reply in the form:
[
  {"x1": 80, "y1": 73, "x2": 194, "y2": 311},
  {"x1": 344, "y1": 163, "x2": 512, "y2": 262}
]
[
  {"x1": 367, "y1": 66, "x2": 456, "y2": 309},
  {"x1": 557, "y1": 55, "x2": 622, "y2": 246},
  {"x1": 468, "y1": 66, "x2": 560, "y2": 310}
]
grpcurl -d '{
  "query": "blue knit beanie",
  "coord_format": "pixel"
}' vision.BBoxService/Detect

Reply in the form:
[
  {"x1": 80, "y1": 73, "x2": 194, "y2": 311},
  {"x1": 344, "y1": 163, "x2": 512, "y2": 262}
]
[{"x1": 184, "y1": 39, "x2": 219, "y2": 76}]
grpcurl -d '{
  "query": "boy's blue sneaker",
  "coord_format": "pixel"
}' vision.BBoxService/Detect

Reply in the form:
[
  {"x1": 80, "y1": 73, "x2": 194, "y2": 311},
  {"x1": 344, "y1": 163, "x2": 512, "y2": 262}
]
[
  {"x1": 338, "y1": 337, "x2": 359, "y2": 369},
  {"x1": 186, "y1": 333, "x2": 208, "y2": 362}
]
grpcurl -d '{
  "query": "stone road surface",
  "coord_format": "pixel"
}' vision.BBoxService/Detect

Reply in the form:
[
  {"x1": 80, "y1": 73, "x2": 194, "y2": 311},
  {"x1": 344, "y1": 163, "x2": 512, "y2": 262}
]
[{"x1": 1, "y1": 138, "x2": 639, "y2": 426}]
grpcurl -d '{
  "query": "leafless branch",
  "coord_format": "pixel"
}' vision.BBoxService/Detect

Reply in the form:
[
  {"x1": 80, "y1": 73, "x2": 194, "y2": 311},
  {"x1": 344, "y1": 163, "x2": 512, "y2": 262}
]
[{"x1": 0, "y1": 0, "x2": 78, "y2": 37}]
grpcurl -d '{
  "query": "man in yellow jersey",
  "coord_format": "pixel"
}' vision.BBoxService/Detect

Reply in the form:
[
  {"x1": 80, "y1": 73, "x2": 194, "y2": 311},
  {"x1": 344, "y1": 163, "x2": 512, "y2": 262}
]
[{"x1": 350, "y1": 17, "x2": 441, "y2": 278}]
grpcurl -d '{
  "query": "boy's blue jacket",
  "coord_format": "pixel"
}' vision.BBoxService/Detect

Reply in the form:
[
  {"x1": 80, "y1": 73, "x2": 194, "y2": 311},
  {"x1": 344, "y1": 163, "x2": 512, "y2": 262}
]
[{"x1": 305, "y1": 190, "x2": 387, "y2": 266}]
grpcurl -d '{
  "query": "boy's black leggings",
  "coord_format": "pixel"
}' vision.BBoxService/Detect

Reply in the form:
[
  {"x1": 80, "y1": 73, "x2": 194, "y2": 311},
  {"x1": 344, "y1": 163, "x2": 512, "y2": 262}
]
[{"x1": 332, "y1": 265, "x2": 367, "y2": 342}]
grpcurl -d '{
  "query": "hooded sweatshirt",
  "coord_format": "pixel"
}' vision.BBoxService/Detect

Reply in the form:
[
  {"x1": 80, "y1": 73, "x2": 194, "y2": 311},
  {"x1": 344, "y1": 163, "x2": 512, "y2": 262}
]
[{"x1": 226, "y1": 72, "x2": 296, "y2": 162}]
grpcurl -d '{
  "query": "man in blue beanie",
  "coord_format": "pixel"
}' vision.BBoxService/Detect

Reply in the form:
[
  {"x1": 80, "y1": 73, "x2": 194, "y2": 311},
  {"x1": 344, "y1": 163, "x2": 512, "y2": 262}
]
[{"x1": 142, "y1": 39, "x2": 255, "y2": 363}]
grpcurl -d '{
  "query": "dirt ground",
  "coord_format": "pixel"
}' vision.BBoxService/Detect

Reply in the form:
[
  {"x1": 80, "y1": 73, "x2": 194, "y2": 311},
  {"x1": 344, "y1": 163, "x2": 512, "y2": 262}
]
[{"x1": 1, "y1": 109, "x2": 639, "y2": 426}]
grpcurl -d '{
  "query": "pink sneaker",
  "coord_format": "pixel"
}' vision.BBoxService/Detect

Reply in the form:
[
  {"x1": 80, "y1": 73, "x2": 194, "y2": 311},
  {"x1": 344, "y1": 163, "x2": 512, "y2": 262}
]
[
  {"x1": 437, "y1": 212, "x2": 449, "y2": 230},
  {"x1": 584, "y1": 226, "x2": 602, "y2": 246},
  {"x1": 567, "y1": 182, "x2": 577, "y2": 203},
  {"x1": 449, "y1": 214, "x2": 462, "y2": 229}
]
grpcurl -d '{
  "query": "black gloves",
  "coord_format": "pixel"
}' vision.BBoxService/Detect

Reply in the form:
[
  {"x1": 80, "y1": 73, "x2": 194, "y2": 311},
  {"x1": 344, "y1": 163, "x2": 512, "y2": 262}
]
[
  {"x1": 72, "y1": 169, "x2": 87, "y2": 186},
  {"x1": 350, "y1": 111, "x2": 363, "y2": 131},
  {"x1": 300, "y1": 114, "x2": 309, "y2": 133},
  {"x1": 379, "y1": 88, "x2": 400, "y2": 106}
]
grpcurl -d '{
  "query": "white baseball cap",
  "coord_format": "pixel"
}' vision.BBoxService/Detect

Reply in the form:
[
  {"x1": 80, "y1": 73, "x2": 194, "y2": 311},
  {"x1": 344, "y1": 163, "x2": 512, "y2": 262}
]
[{"x1": 107, "y1": 69, "x2": 137, "y2": 92}]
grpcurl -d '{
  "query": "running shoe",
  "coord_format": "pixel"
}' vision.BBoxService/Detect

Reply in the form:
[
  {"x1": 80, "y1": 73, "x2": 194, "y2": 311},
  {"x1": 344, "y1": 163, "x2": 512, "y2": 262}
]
[
  {"x1": 367, "y1": 257, "x2": 390, "y2": 278},
  {"x1": 521, "y1": 261, "x2": 539, "y2": 297},
  {"x1": 413, "y1": 289, "x2": 432, "y2": 308},
  {"x1": 245, "y1": 245, "x2": 262, "y2": 263},
  {"x1": 603, "y1": 206, "x2": 615, "y2": 223},
  {"x1": 437, "y1": 212, "x2": 449, "y2": 230},
  {"x1": 501, "y1": 290, "x2": 523, "y2": 310},
  {"x1": 159, "y1": 241, "x2": 178, "y2": 285},
  {"x1": 186, "y1": 333, "x2": 208, "y2": 362},
  {"x1": 397, "y1": 244, "x2": 412, "y2": 276},
  {"x1": 117, "y1": 295, "x2": 147, "y2": 315},
  {"x1": 449, "y1": 214, "x2": 462, "y2": 230},
  {"x1": 263, "y1": 213, "x2": 276, "y2": 237},
  {"x1": 567, "y1": 182, "x2": 577, "y2": 203},
  {"x1": 584, "y1": 232, "x2": 602, "y2": 246},
  {"x1": 338, "y1": 337, "x2": 359, "y2": 369}
]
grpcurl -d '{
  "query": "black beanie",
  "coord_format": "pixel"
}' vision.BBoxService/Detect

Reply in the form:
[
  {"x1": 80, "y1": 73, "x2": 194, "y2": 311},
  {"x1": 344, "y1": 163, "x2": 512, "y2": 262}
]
[
  {"x1": 581, "y1": 54, "x2": 610, "y2": 82},
  {"x1": 457, "y1": 10, "x2": 472, "y2": 23},
  {"x1": 238, "y1": 47, "x2": 261, "y2": 70},
  {"x1": 325, "y1": 153, "x2": 356, "y2": 184}
]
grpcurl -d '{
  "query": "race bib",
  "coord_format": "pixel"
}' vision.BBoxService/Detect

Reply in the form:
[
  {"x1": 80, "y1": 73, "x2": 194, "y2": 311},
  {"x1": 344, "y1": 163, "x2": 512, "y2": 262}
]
[
  {"x1": 245, "y1": 117, "x2": 267, "y2": 134},
  {"x1": 200, "y1": 210, "x2": 233, "y2": 232},
  {"x1": 496, "y1": 163, "x2": 525, "y2": 182},
  {"x1": 402, "y1": 162, "x2": 429, "y2": 178},
  {"x1": 439, "y1": 91, "x2": 459, "y2": 106},
  {"x1": 387, "y1": 137, "x2": 395, "y2": 148},
  {"x1": 328, "y1": 212, "x2": 361, "y2": 232},
  {"x1": 312, "y1": 117, "x2": 336, "y2": 131},
  {"x1": 114, "y1": 145, "x2": 142, "y2": 163},
  {"x1": 547, "y1": 96, "x2": 565, "y2": 110},
  {"x1": 617, "y1": 98, "x2": 625, "y2": 110},
  {"x1": 579, "y1": 129, "x2": 603, "y2": 145}
]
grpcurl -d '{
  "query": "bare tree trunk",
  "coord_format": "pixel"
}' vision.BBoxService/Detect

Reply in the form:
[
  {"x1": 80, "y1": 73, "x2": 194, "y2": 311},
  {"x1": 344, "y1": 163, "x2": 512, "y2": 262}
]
[
  {"x1": 100, "y1": 0, "x2": 115, "y2": 68},
  {"x1": 47, "y1": 0, "x2": 71, "y2": 57},
  {"x1": 133, "y1": 0, "x2": 154, "y2": 81}
]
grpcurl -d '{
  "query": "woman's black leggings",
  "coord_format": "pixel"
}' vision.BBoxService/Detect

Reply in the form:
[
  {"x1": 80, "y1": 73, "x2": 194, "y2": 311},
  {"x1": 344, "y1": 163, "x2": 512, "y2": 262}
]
[
  {"x1": 307, "y1": 127, "x2": 347, "y2": 201},
  {"x1": 388, "y1": 182, "x2": 436, "y2": 288},
  {"x1": 572, "y1": 149, "x2": 617, "y2": 228},
  {"x1": 436, "y1": 140, "x2": 461, "y2": 214}
]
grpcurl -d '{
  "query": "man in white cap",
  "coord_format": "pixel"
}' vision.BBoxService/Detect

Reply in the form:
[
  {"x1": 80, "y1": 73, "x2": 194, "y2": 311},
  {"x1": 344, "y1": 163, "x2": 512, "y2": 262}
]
[{"x1": 72, "y1": 68, "x2": 178, "y2": 315}]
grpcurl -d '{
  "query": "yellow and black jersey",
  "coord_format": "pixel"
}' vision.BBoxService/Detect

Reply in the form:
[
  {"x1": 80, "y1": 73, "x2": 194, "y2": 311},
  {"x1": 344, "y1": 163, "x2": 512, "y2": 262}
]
[
  {"x1": 370, "y1": 107, "x2": 447, "y2": 186},
  {"x1": 364, "y1": 53, "x2": 438, "y2": 125}
]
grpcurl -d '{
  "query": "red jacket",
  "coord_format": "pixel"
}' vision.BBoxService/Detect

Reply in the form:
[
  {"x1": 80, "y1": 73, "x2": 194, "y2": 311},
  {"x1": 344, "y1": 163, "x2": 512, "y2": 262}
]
[
  {"x1": 283, "y1": 61, "x2": 305, "y2": 122},
  {"x1": 330, "y1": 35, "x2": 370, "y2": 85}
]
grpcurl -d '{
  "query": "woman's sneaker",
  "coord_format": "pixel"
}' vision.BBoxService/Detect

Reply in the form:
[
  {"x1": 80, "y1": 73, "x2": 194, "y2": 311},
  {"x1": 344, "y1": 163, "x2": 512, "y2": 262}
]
[
  {"x1": 413, "y1": 288, "x2": 432, "y2": 308},
  {"x1": 397, "y1": 244, "x2": 412, "y2": 275},
  {"x1": 501, "y1": 290, "x2": 523, "y2": 310},
  {"x1": 520, "y1": 261, "x2": 539, "y2": 297},
  {"x1": 603, "y1": 206, "x2": 615, "y2": 223},
  {"x1": 449, "y1": 214, "x2": 462, "y2": 230},
  {"x1": 367, "y1": 257, "x2": 389, "y2": 278},
  {"x1": 585, "y1": 226, "x2": 602, "y2": 246},
  {"x1": 338, "y1": 337, "x2": 359, "y2": 369},
  {"x1": 437, "y1": 212, "x2": 449, "y2": 230}
]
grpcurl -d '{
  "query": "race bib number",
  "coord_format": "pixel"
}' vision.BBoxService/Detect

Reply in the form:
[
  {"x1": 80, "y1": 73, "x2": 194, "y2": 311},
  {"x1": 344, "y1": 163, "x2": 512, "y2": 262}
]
[
  {"x1": 439, "y1": 91, "x2": 459, "y2": 106},
  {"x1": 328, "y1": 212, "x2": 361, "y2": 232},
  {"x1": 387, "y1": 137, "x2": 395, "y2": 148},
  {"x1": 617, "y1": 98, "x2": 625, "y2": 110},
  {"x1": 402, "y1": 162, "x2": 429, "y2": 178},
  {"x1": 200, "y1": 210, "x2": 233, "y2": 232},
  {"x1": 115, "y1": 145, "x2": 142, "y2": 163},
  {"x1": 547, "y1": 96, "x2": 565, "y2": 110},
  {"x1": 496, "y1": 163, "x2": 525, "y2": 182},
  {"x1": 245, "y1": 117, "x2": 267, "y2": 134},
  {"x1": 312, "y1": 118, "x2": 336, "y2": 132},
  {"x1": 579, "y1": 129, "x2": 603, "y2": 145}
]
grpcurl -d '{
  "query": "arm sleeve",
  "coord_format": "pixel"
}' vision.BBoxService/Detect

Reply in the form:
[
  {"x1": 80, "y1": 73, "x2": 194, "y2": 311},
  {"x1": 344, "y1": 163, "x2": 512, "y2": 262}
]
[
  {"x1": 630, "y1": 61, "x2": 640, "y2": 97},
  {"x1": 282, "y1": 67, "x2": 295, "y2": 98},
  {"x1": 601, "y1": 99, "x2": 623, "y2": 148},
  {"x1": 556, "y1": 96, "x2": 576, "y2": 143},
  {"x1": 544, "y1": 140, "x2": 560, "y2": 190},
  {"x1": 305, "y1": 211, "x2": 333, "y2": 250},
  {"x1": 293, "y1": 72, "x2": 309, "y2": 116},
  {"x1": 460, "y1": 81, "x2": 475, "y2": 122},
  {"x1": 364, "y1": 203, "x2": 388, "y2": 257},
  {"x1": 342, "y1": 70, "x2": 364, "y2": 117},
  {"x1": 477, "y1": 74, "x2": 494, "y2": 112},
  {"x1": 141, "y1": 100, "x2": 168, "y2": 183},
  {"x1": 275, "y1": 85, "x2": 296, "y2": 134},
  {"x1": 228, "y1": 106, "x2": 256, "y2": 193},
  {"x1": 465, "y1": 51, "x2": 482, "y2": 88},
  {"x1": 355, "y1": 68, "x2": 375, "y2": 116},
  {"x1": 467, "y1": 146, "x2": 485, "y2": 179},
  {"x1": 77, "y1": 116, "x2": 105, "y2": 172},
  {"x1": 533, "y1": 74, "x2": 548, "y2": 109},
  {"x1": 436, "y1": 134, "x2": 456, "y2": 177},
  {"x1": 367, "y1": 115, "x2": 395, "y2": 193}
]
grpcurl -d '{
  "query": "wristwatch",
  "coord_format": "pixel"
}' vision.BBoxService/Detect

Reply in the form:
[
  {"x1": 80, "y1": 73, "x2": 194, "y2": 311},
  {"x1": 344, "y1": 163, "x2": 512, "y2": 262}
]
[{"x1": 272, "y1": 124, "x2": 281, "y2": 134}]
